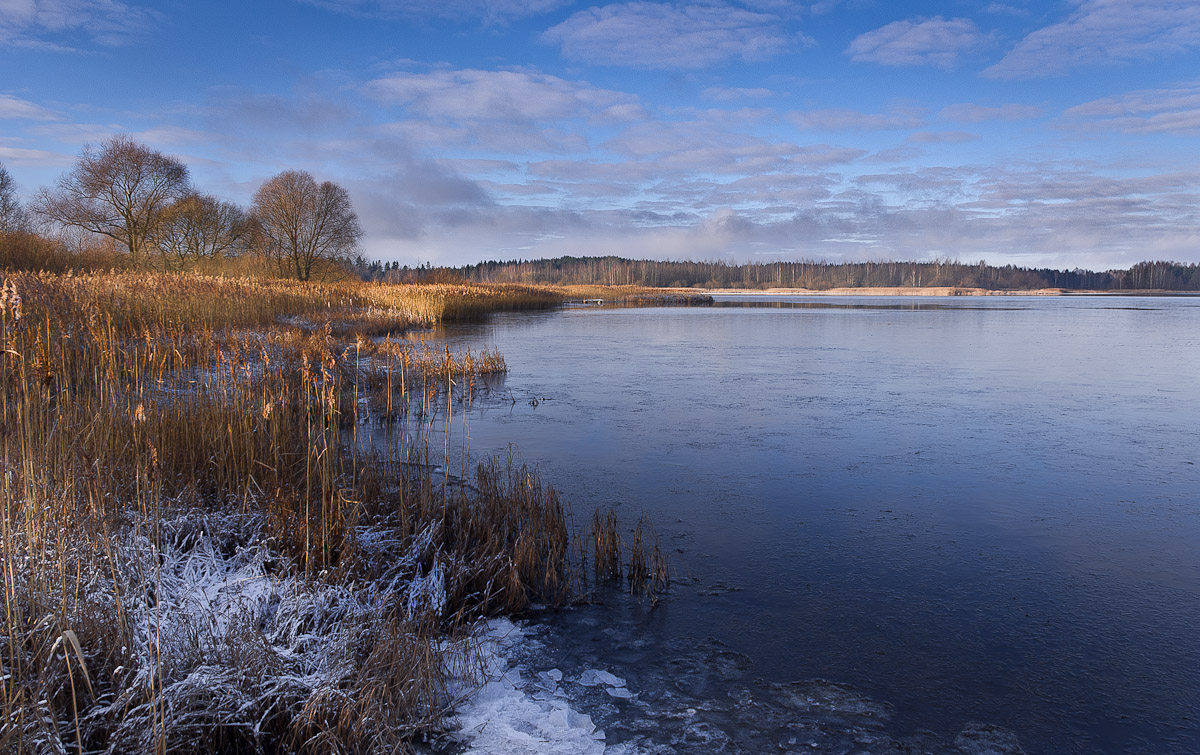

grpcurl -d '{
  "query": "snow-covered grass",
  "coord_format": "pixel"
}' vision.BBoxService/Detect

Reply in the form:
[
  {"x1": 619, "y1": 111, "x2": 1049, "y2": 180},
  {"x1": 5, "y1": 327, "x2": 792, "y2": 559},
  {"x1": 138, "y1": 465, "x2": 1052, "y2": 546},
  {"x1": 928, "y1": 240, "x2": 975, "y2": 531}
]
[{"x1": 0, "y1": 271, "x2": 588, "y2": 753}]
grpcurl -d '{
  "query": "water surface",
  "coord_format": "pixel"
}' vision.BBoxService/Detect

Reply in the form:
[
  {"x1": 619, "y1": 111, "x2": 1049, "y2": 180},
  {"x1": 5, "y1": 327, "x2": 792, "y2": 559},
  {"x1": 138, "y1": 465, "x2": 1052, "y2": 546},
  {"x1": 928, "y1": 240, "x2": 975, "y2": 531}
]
[{"x1": 409, "y1": 296, "x2": 1200, "y2": 754}]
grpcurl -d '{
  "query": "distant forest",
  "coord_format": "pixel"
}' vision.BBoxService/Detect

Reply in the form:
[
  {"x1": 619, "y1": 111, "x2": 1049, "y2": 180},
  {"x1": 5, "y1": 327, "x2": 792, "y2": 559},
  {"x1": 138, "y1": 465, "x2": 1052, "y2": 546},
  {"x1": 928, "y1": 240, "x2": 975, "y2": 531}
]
[{"x1": 365, "y1": 257, "x2": 1200, "y2": 291}]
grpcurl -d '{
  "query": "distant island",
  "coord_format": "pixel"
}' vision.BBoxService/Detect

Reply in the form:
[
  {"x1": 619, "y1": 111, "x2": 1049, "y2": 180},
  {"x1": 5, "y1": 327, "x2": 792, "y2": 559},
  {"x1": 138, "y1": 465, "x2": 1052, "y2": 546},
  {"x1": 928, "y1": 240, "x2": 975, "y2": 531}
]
[{"x1": 360, "y1": 256, "x2": 1200, "y2": 293}]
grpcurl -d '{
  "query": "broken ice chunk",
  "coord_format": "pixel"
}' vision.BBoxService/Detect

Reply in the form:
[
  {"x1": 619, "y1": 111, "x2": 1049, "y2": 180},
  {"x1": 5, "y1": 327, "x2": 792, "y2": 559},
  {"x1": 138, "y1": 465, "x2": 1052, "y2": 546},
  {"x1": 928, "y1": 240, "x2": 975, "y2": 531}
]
[{"x1": 578, "y1": 668, "x2": 627, "y2": 687}]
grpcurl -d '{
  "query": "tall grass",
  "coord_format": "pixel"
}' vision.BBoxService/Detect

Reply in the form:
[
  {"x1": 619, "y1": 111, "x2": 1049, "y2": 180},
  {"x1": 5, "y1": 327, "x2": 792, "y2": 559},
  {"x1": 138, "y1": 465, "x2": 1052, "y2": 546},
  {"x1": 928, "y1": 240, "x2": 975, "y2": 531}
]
[
  {"x1": 0, "y1": 272, "x2": 545, "y2": 751},
  {"x1": 559, "y1": 284, "x2": 714, "y2": 306},
  {"x1": 0, "y1": 270, "x2": 664, "y2": 752}
]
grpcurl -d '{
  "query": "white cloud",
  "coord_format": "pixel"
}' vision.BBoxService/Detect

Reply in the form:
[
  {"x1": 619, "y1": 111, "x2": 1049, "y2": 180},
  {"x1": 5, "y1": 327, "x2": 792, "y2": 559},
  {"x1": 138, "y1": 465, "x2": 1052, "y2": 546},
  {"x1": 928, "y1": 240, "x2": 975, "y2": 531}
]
[
  {"x1": 296, "y1": 0, "x2": 568, "y2": 24},
  {"x1": 906, "y1": 130, "x2": 978, "y2": 143},
  {"x1": 204, "y1": 89, "x2": 361, "y2": 134},
  {"x1": 603, "y1": 119, "x2": 760, "y2": 158},
  {"x1": 985, "y1": 3, "x2": 1029, "y2": 16},
  {"x1": 364, "y1": 69, "x2": 641, "y2": 123},
  {"x1": 790, "y1": 106, "x2": 925, "y2": 131},
  {"x1": 0, "y1": 0, "x2": 158, "y2": 49},
  {"x1": 0, "y1": 144, "x2": 70, "y2": 166},
  {"x1": 542, "y1": 2, "x2": 797, "y2": 70},
  {"x1": 0, "y1": 94, "x2": 57, "y2": 120},
  {"x1": 30, "y1": 122, "x2": 123, "y2": 144},
  {"x1": 358, "y1": 159, "x2": 1200, "y2": 268},
  {"x1": 1061, "y1": 83, "x2": 1200, "y2": 134},
  {"x1": 984, "y1": 0, "x2": 1200, "y2": 79},
  {"x1": 938, "y1": 103, "x2": 1043, "y2": 122},
  {"x1": 128, "y1": 126, "x2": 214, "y2": 147},
  {"x1": 525, "y1": 131, "x2": 861, "y2": 199},
  {"x1": 847, "y1": 17, "x2": 986, "y2": 69},
  {"x1": 855, "y1": 168, "x2": 969, "y2": 195},
  {"x1": 363, "y1": 69, "x2": 644, "y2": 153},
  {"x1": 701, "y1": 86, "x2": 775, "y2": 102},
  {"x1": 864, "y1": 146, "x2": 925, "y2": 164},
  {"x1": 526, "y1": 159, "x2": 657, "y2": 183}
]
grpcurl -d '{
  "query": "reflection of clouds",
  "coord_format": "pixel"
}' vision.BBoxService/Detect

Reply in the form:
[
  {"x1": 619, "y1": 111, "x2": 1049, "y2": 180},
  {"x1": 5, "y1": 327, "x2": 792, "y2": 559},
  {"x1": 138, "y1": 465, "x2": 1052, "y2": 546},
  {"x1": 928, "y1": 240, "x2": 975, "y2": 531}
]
[{"x1": 984, "y1": 0, "x2": 1200, "y2": 79}]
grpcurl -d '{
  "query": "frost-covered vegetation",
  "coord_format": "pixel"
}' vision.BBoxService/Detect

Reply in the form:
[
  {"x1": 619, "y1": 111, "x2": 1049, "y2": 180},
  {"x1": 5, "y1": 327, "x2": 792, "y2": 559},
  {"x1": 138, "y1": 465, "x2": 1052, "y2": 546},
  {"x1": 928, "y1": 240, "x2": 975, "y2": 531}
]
[{"x1": 0, "y1": 271, "x2": 664, "y2": 753}]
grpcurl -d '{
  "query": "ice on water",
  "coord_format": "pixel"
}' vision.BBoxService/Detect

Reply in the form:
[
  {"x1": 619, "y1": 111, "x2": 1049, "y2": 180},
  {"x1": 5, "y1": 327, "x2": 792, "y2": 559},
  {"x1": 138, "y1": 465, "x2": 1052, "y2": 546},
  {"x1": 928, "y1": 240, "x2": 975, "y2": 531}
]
[
  {"x1": 452, "y1": 619, "x2": 609, "y2": 755},
  {"x1": 451, "y1": 609, "x2": 1029, "y2": 755}
]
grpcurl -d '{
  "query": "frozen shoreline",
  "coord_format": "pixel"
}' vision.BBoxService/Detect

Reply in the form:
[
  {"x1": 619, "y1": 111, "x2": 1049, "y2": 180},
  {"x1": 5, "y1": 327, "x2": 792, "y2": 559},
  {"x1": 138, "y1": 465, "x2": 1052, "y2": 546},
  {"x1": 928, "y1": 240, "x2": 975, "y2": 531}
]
[
  {"x1": 450, "y1": 619, "x2": 615, "y2": 755},
  {"x1": 699, "y1": 286, "x2": 1063, "y2": 296},
  {"x1": 450, "y1": 610, "x2": 1030, "y2": 755},
  {"x1": 685, "y1": 286, "x2": 1200, "y2": 296}
]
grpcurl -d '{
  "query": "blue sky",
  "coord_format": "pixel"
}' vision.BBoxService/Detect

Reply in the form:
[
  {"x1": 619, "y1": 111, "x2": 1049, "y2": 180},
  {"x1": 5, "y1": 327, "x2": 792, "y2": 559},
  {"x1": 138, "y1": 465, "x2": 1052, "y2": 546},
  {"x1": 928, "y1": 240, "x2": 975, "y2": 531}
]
[{"x1": 1, "y1": 0, "x2": 1198, "y2": 268}]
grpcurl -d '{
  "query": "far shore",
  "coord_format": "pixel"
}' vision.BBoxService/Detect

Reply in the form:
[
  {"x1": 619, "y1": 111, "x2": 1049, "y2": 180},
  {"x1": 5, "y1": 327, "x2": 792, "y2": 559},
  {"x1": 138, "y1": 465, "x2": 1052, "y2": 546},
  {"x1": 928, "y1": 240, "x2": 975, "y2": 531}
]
[{"x1": 681, "y1": 286, "x2": 1200, "y2": 297}]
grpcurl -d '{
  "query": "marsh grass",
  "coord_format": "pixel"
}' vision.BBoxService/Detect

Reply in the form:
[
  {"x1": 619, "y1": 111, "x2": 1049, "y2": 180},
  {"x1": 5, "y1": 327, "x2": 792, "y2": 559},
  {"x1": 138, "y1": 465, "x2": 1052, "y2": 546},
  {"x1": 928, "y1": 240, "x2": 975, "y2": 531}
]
[
  {"x1": 626, "y1": 516, "x2": 670, "y2": 599},
  {"x1": 0, "y1": 270, "x2": 664, "y2": 753},
  {"x1": 561, "y1": 284, "x2": 713, "y2": 305},
  {"x1": 591, "y1": 510, "x2": 622, "y2": 582}
]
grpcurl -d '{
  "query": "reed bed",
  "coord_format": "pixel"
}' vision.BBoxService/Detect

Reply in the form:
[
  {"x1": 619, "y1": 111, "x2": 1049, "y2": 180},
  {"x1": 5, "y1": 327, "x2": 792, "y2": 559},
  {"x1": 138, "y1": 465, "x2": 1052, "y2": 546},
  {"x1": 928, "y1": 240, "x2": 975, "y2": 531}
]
[
  {"x1": 560, "y1": 284, "x2": 713, "y2": 305},
  {"x1": 1, "y1": 272, "x2": 564, "y2": 336},
  {"x1": 0, "y1": 270, "x2": 663, "y2": 753},
  {"x1": 362, "y1": 283, "x2": 562, "y2": 326}
]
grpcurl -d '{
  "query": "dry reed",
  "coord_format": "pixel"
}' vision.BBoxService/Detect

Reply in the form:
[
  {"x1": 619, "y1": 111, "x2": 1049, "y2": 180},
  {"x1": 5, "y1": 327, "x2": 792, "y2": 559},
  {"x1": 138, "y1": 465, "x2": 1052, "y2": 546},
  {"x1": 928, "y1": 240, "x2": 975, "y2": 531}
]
[
  {"x1": 0, "y1": 269, "x2": 663, "y2": 753},
  {"x1": 0, "y1": 271, "x2": 567, "y2": 753},
  {"x1": 626, "y1": 516, "x2": 670, "y2": 600},
  {"x1": 591, "y1": 509, "x2": 622, "y2": 582}
]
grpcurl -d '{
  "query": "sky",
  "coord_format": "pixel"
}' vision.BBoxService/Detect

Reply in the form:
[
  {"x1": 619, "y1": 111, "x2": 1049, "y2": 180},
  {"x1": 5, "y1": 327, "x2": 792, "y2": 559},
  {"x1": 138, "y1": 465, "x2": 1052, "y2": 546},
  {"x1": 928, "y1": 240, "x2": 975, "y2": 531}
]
[{"x1": 1, "y1": 0, "x2": 1198, "y2": 269}]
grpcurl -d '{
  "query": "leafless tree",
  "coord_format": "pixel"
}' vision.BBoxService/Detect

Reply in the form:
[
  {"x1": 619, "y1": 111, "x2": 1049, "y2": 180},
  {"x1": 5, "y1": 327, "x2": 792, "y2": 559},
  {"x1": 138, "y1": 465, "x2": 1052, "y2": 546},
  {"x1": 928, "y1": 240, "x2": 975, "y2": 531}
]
[
  {"x1": 153, "y1": 193, "x2": 251, "y2": 267},
  {"x1": 33, "y1": 135, "x2": 190, "y2": 264},
  {"x1": 0, "y1": 162, "x2": 28, "y2": 233},
  {"x1": 251, "y1": 170, "x2": 362, "y2": 281}
]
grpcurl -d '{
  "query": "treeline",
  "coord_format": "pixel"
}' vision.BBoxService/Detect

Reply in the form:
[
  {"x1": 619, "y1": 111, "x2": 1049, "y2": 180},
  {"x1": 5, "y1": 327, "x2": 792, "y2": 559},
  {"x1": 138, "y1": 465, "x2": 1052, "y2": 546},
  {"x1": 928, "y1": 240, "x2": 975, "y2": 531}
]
[
  {"x1": 0, "y1": 136, "x2": 361, "y2": 280},
  {"x1": 447, "y1": 256, "x2": 1200, "y2": 291}
]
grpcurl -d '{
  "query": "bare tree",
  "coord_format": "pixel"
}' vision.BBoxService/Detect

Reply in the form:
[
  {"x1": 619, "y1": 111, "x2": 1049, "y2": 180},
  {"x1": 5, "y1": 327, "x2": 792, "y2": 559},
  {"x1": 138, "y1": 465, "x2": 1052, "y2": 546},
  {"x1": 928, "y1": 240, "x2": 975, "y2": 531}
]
[
  {"x1": 33, "y1": 135, "x2": 190, "y2": 264},
  {"x1": 0, "y1": 162, "x2": 28, "y2": 233},
  {"x1": 251, "y1": 170, "x2": 362, "y2": 281},
  {"x1": 153, "y1": 193, "x2": 251, "y2": 268}
]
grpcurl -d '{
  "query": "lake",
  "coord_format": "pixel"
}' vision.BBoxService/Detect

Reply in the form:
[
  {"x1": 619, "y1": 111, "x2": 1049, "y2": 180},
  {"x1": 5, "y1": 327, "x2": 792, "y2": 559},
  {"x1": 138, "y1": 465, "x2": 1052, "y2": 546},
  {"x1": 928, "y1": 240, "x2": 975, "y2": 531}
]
[{"x1": 406, "y1": 295, "x2": 1200, "y2": 755}]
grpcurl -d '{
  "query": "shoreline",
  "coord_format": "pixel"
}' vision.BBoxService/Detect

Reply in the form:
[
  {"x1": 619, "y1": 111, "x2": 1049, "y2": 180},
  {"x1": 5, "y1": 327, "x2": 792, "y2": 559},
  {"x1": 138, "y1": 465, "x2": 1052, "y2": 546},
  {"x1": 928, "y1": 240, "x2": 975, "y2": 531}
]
[{"x1": 680, "y1": 286, "x2": 1200, "y2": 297}]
